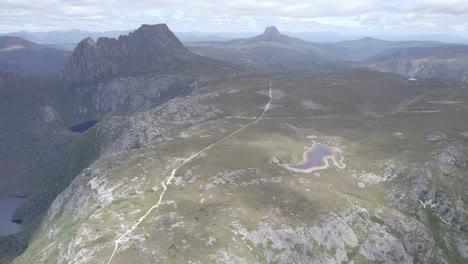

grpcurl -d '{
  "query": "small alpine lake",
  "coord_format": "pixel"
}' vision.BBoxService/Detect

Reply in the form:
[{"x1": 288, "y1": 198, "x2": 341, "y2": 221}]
[
  {"x1": 69, "y1": 120, "x2": 98, "y2": 133},
  {"x1": 0, "y1": 197, "x2": 26, "y2": 236},
  {"x1": 283, "y1": 142, "x2": 345, "y2": 173}
]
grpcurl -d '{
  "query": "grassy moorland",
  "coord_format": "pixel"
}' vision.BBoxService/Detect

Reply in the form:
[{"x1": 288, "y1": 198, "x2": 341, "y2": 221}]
[{"x1": 14, "y1": 70, "x2": 468, "y2": 263}]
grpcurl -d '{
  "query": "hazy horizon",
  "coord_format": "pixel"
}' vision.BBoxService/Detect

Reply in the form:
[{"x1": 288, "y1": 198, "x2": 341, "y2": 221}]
[{"x1": 1, "y1": 0, "x2": 468, "y2": 38}]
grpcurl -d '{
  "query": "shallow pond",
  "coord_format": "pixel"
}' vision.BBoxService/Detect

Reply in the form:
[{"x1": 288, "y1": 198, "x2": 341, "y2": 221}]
[
  {"x1": 0, "y1": 197, "x2": 26, "y2": 236},
  {"x1": 283, "y1": 142, "x2": 345, "y2": 173}
]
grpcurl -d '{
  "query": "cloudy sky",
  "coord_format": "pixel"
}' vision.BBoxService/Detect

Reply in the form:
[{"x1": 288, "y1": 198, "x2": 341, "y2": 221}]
[{"x1": 1, "y1": 0, "x2": 468, "y2": 36}]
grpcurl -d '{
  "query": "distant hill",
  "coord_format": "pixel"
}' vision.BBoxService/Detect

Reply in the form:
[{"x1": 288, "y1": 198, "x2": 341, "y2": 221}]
[
  {"x1": 1, "y1": 29, "x2": 130, "y2": 44},
  {"x1": 189, "y1": 26, "x2": 342, "y2": 72},
  {"x1": 188, "y1": 28, "x2": 460, "y2": 73},
  {"x1": 319, "y1": 37, "x2": 450, "y2": 62},
  {"x1": 285, "y1": 31, "x2": 360, "y2": 43},
  {"x1": 0, "y1": 36, "x2": 41, "y2": 50},
  {"x1": 0, "y1": 36, "x2": 70, "y2": 75}
]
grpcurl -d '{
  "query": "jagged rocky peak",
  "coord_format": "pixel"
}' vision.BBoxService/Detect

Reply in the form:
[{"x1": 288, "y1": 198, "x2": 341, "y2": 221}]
[
  {"x1": 264, "y1": 26, "x2": 280, "y2": 35},
  {"x1": 60, "y1": 23, "x2": 190, "y2": 83},
  {"x1": 79, "y1": 37, "x2": 96, "y2": 47},
  {"x1": 128, "y1": 24, "x2": 186, "y2": 48}
]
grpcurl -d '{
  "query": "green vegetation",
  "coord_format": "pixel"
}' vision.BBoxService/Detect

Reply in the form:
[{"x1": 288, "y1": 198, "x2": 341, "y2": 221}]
[
  {"x1": 4, "y1": 69, "x2": 468, "y2": 263},
  {"x1": 370, "y1": 216, "x2": 385, "y2": 226}
]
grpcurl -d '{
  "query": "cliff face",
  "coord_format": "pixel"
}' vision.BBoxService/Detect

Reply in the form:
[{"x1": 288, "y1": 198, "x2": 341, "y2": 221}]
[
  {"x1": 365, "y1": 58, "x2": 468, "y2": 82},
  {"x1": 362, "y1": 46, "x2": 468, "y2": 82},
  {"x1": 59, "y1": 24, "x2": 192, "y2": 82}
]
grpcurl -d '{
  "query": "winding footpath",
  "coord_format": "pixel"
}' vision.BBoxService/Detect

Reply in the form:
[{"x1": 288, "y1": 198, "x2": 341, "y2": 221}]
[{"x1": 107, "y1": 81, "x2": 273, "y2": 264}]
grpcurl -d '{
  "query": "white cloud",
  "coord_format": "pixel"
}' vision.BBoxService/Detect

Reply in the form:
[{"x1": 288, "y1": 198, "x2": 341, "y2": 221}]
[{"x1": 0, "y1": 0, "x2": 467, "y2": 36}]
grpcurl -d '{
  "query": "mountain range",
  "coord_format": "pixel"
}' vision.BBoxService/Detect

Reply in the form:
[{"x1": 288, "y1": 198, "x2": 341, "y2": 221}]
[{"x1": 4, "y1": 29, "x2": 468, "y2": 44}]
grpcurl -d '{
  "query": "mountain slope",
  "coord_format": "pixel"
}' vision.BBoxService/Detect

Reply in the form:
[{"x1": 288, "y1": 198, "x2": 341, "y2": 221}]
[
  {"x1": 12, "y1": 71, "x2": 468, "y2": 264},
  {"x1": 0, "y1": 23, "x2": 244, "y2": 263},
  {"x1": 0, "y1": 36, "x2": 70, "y2": 75}
]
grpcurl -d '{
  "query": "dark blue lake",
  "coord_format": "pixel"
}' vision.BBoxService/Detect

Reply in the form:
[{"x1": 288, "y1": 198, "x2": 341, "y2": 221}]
[
  {"x1": 69, "y1": 120, "x2": 98, "y2": 133},
  {"x1": 0, "y1": 197, "x2": 26, "y2": 236}
]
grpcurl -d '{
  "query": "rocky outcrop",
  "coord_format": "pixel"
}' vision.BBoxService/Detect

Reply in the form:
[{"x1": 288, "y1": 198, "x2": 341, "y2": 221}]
[
  {"x1": 39, "y1": 105, "x2": 59, "y2": 123},
  {"x1": 264, "y1": 26, "x2": 280, "y2": 35},
  {"x1": 365, "y1": 58, "x2": 468, "y2": 82},
  {"x1": 95, "y1": 87, "x2": 223, "y2": 154},
  {"x1": 255, "y1": 26, "x2": 286, "y2": 42},
  {"x1": 59, "y1": 24, "x2": 193, "y2": 83},
  {"x1": 91, "y1": 75, "x2": 197, "y2": 113},
  {"x1": 432, "y1": 145, "x2": 467, "y2": 168},
  {"x1": 245, "y1": 26, "x2": 314, "y2": 46},
  {"x1": 363, "y1": 46, "x2": 468, "y2": 82}
]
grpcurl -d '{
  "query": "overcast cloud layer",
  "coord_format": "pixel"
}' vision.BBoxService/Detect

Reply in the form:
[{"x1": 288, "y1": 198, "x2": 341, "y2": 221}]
[{"x1": 1, "y1": 0, "x2": 468, "y2": 36}]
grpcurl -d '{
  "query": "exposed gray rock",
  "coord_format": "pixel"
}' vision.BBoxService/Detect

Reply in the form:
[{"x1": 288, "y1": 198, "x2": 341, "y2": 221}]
[
  {"x1": 365, "y1": 58, "x2": 468, "y2": 82},
  {"x1": 432, "y1": 145, "x2": 467, "y2": 167},
  {"x1": 458, "y1": 238, "x2": 468, "y2": 259},
  {"x1": 426, "y1": 131, "x2": 447, "y2": 142},
  {"x1": 92, "y1": 75, "x2": 196, "y2": 112},
  {"x1": 351, "y1": 164, "x2": 399, "y2": 185},
  {"x1": 301, "y1": 99, "x2": 328, "y2": 111},
  {"x1": 393, "y1": 132, "x2": 405, "y2": 139},
  {"x1": 96, "y1": 90, "x2": 222, "y2": 154},
  {"x1": 430, "y1": 194, "x2": 465, "y2": 229},
  {"x1": 39, "y1": 105, "x2": 59, "y2": 123},
  {"x1": 229, "y1": 204, "x2": 444, "y2": 264}
]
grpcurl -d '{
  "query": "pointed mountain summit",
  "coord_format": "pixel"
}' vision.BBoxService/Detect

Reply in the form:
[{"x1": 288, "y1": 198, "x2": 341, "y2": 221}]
[
  {"x1": 245, "y1": 26, "x2": 293, "y2": 44},
  {"x1": 264, "y1": 26, "x2": 280, "y2": 35},
  {"x1": 189, "y1": 26, "x2": 338, "y2": 72},
  {"x1": 59, "y1": 24, "x2": 194, "y2": 82}
]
